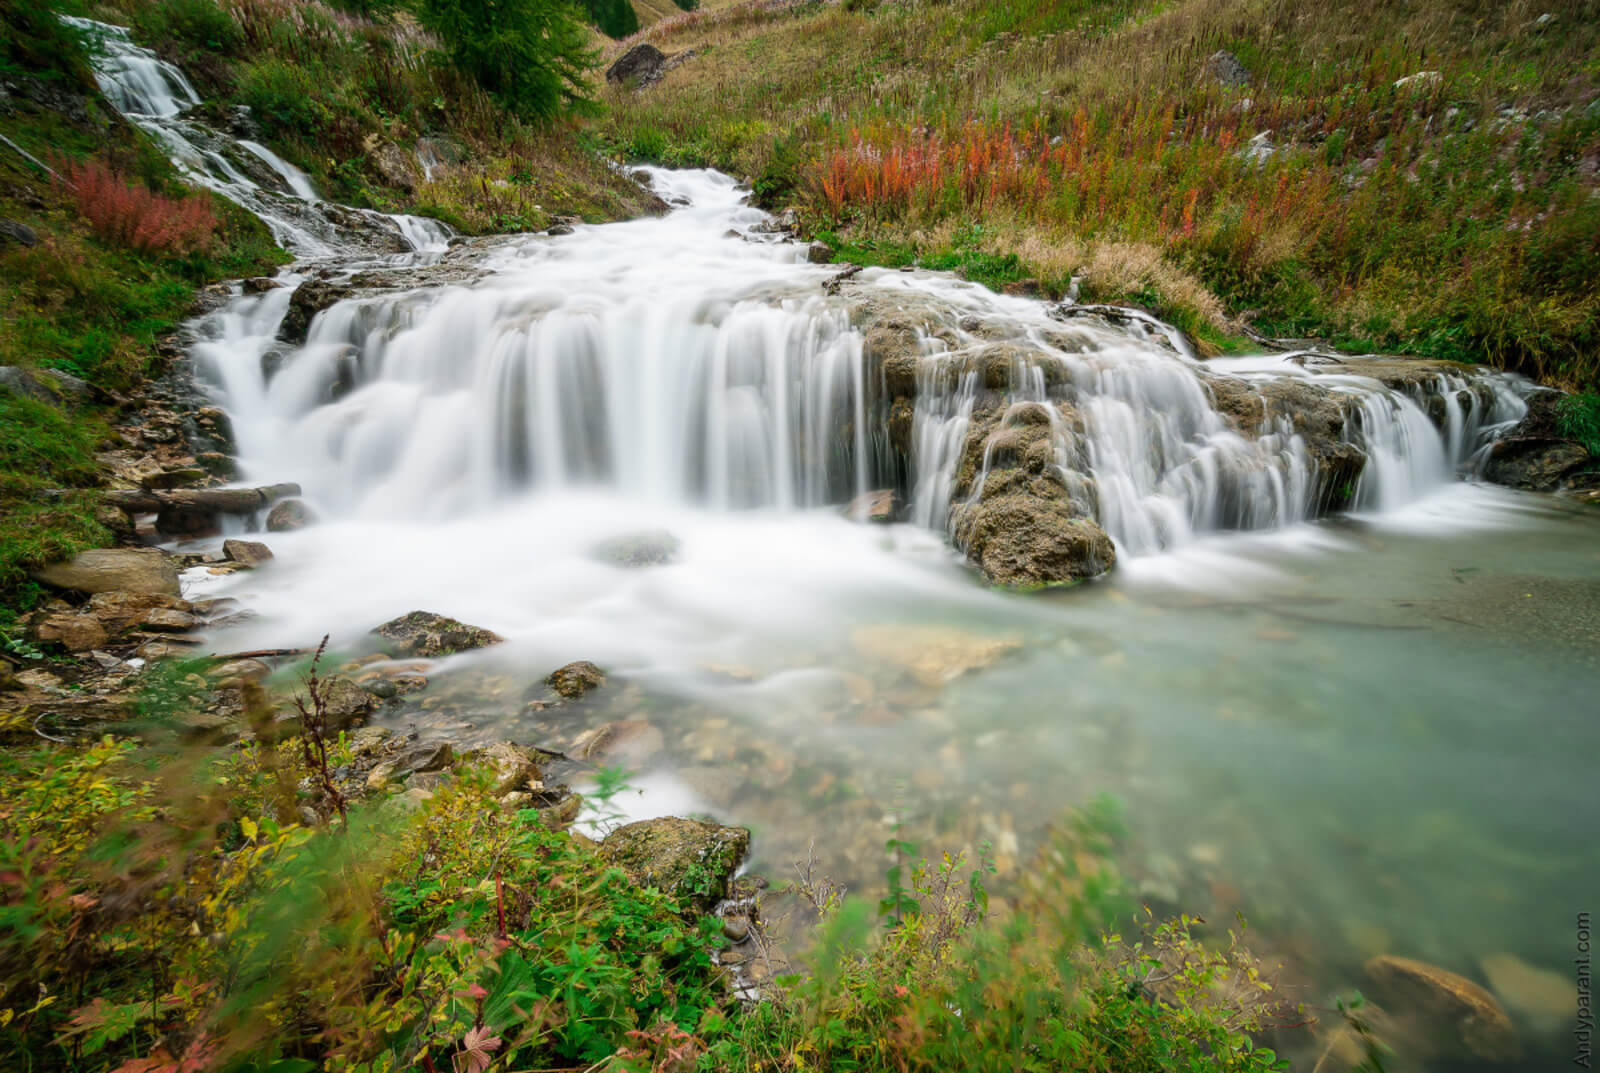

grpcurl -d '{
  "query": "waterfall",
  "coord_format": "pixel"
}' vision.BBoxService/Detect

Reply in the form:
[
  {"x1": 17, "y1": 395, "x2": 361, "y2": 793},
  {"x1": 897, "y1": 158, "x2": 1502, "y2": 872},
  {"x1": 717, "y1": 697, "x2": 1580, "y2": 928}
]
[
  {"x1": 69, "y1": 17, "x2": 453, "y2": 260},
  {"x1": 78, "y1": 15, "x2": 1533, "y2": 569}
]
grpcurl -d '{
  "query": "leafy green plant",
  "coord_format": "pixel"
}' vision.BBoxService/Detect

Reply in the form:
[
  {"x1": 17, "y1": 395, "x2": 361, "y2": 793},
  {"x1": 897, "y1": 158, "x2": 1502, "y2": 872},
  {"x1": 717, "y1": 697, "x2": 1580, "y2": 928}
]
[{"x1": 1558, "y1": 393, "x2": 1600, "y2": 455}]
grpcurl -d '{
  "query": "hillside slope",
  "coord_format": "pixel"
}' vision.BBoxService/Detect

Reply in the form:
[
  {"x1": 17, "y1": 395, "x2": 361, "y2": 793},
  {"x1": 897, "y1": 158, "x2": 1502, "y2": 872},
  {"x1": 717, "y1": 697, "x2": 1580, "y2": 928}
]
[{"x1": 599, "y1": 0, "x2": 1600, "y2": 393}]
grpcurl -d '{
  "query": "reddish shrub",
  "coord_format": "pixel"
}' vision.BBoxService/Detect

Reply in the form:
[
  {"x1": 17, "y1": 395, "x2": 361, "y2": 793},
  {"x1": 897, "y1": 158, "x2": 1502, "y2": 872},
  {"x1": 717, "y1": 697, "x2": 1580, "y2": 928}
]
[{"x1": 58, "y1": 159, "x2": 217, "y2": 257}]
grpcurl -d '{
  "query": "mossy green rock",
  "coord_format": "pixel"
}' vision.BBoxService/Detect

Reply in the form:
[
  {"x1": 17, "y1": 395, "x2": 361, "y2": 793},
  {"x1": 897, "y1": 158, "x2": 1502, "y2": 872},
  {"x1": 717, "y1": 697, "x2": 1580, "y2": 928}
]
[
  {"x1": 373, "y1": 611, "x2": 503, "y2": 658},
  {"x1": 600, "y1": 817, "x2": 750, "y2": 913}
]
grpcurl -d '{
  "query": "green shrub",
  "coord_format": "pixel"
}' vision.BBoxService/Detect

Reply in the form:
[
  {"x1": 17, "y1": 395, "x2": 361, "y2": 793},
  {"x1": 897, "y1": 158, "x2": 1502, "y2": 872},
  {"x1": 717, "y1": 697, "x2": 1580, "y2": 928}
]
[
  {"x1": 132, "y1": 0, "x2": 243, "y2": 57},
  {"x1": 585, "y1": 0, "x2": 639, "y2": 39},
  {"x1": 1558, "y1": 393, "x2": 1600, "y2": 456}
]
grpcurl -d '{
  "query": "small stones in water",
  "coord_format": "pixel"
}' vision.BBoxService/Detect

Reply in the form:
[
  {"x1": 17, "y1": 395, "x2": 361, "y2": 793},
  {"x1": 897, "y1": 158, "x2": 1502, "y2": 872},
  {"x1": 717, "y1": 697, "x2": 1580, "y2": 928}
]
[{"x1": 851, "y1": 624, "x2": 1022, "y2": 687}]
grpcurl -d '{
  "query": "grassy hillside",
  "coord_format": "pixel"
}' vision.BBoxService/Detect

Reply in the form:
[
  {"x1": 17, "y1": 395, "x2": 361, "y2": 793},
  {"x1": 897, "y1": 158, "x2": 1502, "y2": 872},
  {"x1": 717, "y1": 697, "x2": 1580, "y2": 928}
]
[{"x1": 600, "y1": 0, "x2": 1600, "y2": 384}]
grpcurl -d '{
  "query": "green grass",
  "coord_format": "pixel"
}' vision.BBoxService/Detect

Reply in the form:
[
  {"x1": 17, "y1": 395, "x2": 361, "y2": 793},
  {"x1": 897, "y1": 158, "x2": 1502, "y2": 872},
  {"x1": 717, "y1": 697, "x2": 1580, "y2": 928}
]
[{"x1": 599, "y1": 0, "x2": 1600, "y2": 387}]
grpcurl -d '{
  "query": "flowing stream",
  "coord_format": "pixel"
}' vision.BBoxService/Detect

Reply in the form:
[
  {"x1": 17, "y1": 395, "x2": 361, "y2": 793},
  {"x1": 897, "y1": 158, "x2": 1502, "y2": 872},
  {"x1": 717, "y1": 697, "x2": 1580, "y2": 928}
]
[{"x1": 80, "y1": 19, "x2": 1600, "y2": 1072}]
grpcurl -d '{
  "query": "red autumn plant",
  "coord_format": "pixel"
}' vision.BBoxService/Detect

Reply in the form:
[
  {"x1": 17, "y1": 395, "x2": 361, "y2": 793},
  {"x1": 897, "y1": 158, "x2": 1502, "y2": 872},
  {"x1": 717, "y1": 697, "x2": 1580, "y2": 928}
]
[{"x1": 58, "y1": 158, "x2": 217, "y2": 257}]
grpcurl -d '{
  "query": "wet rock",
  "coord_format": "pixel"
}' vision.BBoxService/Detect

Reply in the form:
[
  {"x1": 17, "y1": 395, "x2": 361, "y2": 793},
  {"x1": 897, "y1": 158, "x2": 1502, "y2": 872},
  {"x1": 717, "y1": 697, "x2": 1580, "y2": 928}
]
[
  {"x1": 722, "y1": 915, "x2": 751, "y2": 942},
  {"x1": 600, "y1": 816, "x2": 751, "y2": 912},
  {"x1": 844, "y1": 488, "x2": 896, "y2": 523},
  {"x1": 1481, "y1": 392, "x2": 1593, "y2": 490},
  {"x1": 1479, "y1": 952, "x2": 1578, "y2": 1030},
  {"x1": 394, "y1": 741, "x2": 453, "y2": 775},
  {"x1": 209, "y1": 658, "x2": 271, "y2": 684},
  {"x1": 278, "y1": 279, "x2": 353, "y2": 344},
  {"x1": 266, "y1": 498, "x2": 314, "y2": 531},
  {"x1": 571, "y1": 720, "x2": 663, "y2": 766},
  {"x1": 222, "y1": 539, "x2": 274, "y2": 568},
  {"x1": 1364, "y1": 954, "x2": 1519, "y2": 1062},
  {"x1": 373, "y1": 611, "x2": 504, "y2": 658},
  {"x1": 852, "y1": 624, "x2": 1022, "y2": 687},
  {"x1": 606, "y1": 42, "x2": 667, "y2": 86},
  {"x1": 953, "y1": 492, "x2": 1115, "y2": 586},
  {"x1": 593, "y1": 530, "x2": 680, "y2": 567},
  {"x1": 141, "y1": 608, "x2": 197, "y2": 632},
  {"x1": 472, "y1": 741, "x2": 542, "y2": 796},
  {"x1": 320, "y1": 676, "x2": 379, "y2": 730},
  {"x1": 34, "y1": 548, "x2": 181, "y2": 597},
  {"x1": 807, "y1": 241, "x2": 835, "y2": 264},
  {"x1": 546, "y1": 660, "x2": 605, "y2": 700},
  {"x1": 1001, "y1": 277, "x2": 1045, "y2": 298},
  {"x1": 242, "y1": 276, "x2": 283, "y2": 294}
]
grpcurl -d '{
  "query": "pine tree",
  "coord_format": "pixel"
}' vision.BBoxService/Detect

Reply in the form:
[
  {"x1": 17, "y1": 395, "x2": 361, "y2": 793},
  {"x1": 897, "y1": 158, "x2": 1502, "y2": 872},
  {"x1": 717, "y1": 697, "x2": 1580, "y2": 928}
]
[{"x1": 418, "y1": 0, "x2": 596, "y2": 122}]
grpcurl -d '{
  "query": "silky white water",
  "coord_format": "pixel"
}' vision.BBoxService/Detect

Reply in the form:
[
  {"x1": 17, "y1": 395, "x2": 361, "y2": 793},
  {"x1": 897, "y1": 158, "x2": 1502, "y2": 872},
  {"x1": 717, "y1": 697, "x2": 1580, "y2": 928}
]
[{"x1": 79, "y1": 21, "x2": 1599, "y2": 1070}]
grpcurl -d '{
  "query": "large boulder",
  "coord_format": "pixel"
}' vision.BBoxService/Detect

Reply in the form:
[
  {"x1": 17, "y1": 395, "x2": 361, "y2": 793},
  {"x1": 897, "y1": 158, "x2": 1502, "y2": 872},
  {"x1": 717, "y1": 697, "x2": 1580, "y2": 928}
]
[
  {"x1": 953, "y1": 493, "x2": 1116, "y2": 587},
  {"x1": 266, "y1": 498, "x2": 314, "y2": 532},
  {"x1": 373, "y1": 611, "x2": 504, "y2": 658},
  {"x1": 606, "y1": 43, "x2": 667, "y2": 87},
  {"x1": 1363, "y1": 955, "x2": 1518, "y2": 1063},
  {"x1": 34, "y1": 548, "x2": 181, "y2": 597},
  {"x1": 600, "y1": 817, "x2": 750, "y2": 913}
]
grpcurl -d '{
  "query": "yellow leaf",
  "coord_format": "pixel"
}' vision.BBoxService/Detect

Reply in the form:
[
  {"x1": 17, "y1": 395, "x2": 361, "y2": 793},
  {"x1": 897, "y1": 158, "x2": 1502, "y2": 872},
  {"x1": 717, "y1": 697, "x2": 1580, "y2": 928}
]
[{"x1": 240, "y1": 817, "x2": 259, "y2": 842}]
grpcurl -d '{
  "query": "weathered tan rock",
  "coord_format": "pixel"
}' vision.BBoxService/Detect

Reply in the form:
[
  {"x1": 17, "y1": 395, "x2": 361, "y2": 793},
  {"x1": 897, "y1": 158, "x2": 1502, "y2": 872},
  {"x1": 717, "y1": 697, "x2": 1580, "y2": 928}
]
[
  {"x1": 34, "y1": 548, "x2": 180, "y2": 597},
  {"x1": 1364, "y1": 955, "x2": 1518, "y2": 1062},
  {"x1": 600, "y1": 817, "x2": 750, "y2": 913},
  {"x1": 85, "y1": 591, "x2": 192, "y2": 634},
  {"x1": 853, "y1": 624, "x2": 1022, "y2": 687},
  {"x1": 222, "y1": 539, "x2": 274, "y2": 567},
  {"x1": 473, "y1": 741, "x2": 542, "y2": 796},
  {"x1": 34, "y1": 611, "x2": 108, "y2": 652},
  {"x1": 571, "y1": 720, "x2": 664, "y2": 766},
  {"x1": 141, "y1": 608, "x2": 197, "y2": 632}
]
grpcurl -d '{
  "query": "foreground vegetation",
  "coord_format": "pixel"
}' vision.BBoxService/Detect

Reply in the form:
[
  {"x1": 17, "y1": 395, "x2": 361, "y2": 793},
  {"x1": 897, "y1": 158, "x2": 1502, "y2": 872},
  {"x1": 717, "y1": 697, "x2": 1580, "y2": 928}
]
[
  {"x1": 0, "y1": 663, "x2": 1301, "y2": 1072},
  {"x1": 601, "y1": 0, "x2": 1600, "y2": 385}
]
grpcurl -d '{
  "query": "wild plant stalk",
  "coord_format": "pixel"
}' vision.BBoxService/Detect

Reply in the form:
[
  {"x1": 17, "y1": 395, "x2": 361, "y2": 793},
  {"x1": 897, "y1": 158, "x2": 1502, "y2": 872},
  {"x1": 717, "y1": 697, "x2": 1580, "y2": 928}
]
[{"x1": 293, "y1": 635, "x2": 347, "y2": 824}]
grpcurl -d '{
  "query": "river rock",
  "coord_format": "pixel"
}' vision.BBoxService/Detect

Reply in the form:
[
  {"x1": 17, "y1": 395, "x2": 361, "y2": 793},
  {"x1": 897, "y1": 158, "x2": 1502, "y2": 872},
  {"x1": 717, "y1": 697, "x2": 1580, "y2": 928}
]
[
  {"x1": 34, "y1": 548, "x2": 181, "y2": 597},
  {"x1": 32, "y1": 610, "x2": 108, "y2": 652},
  {"x1": 954, "y1": 492, "x2": 1115, "y2": 586},
  {"x1": 546, "y1": 660, "x2": 605, "y2": 700},
  {"x1": 373, "y1": 611, "x2": 504, "y2": 658},
  {"x1": 222, "y1": 539, "x2": 274, "y2": 567},
  {"x1": 266, "y1": 498, "x2": 314, "y2": 531},
  {"x1": 852, "y1": 623, "x2": 1021, "y2": 686},
  {"x1": 844, "y1": 488, "x2": 896, "y2": 523},
  {"x1": 593, "y1": 530, "x2": 680, "y2": 567},
  {"x1": 1479, "y1": 952, "x2": 1578, "y2": 1030},
  {"x1": 319, "y1": 676, "x2": 379, "y2": 730},
  {"x1": 278, "y1": 279, "x2": 353, "y2": 344},
  {"x1": 1364, "y1": 954, "x2": 1519, "y2": 1062},
  {"x1": 472, "y1": 741, "x2": 542, "y2": 796},
  {"x1": 807, "y1": 241, "x2": 835, "y2": 264},
  {"x1": 141, "y1": 608, "x2": 197, "y2": 632},
  {"x1": 600, "y1": 816, "x2": 750, "y2": 912},
  {"x1": 571, "y1": 720, "x2": 663, "y2": 766},
  {"x1": 1480, "y1": 389, "x2": 1594, "y2": 490},
  {"x1": 606, "y1": 42, "x2": 667, "y2": 86}
]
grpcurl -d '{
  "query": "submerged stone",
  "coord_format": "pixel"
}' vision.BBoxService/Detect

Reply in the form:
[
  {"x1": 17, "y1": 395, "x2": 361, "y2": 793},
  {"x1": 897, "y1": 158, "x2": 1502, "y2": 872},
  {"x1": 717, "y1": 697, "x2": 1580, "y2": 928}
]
[
  {"x1": 1364, "y1": 954, "x2": 1518, "y2": 1062},
  {"x1": 546, "y1": 660, "x2": 605, "y2": 700},
  {"x1": 593, "y1": 530, "x2": 680, "y2": 567}
]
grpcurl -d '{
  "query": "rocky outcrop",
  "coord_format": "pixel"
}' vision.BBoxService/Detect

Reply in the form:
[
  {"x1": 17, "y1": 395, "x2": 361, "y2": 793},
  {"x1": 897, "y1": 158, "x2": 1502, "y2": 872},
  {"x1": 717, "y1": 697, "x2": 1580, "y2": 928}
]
[
  {"x1": 222, "y1": 539, "x2": 274, "y2": 567},
  {"x1": 606, "y1": 43, "x2": 666, "y2": 85},
  {"x1": 600, "y1": 817, "x2": 750, "y2": 913},
  {"x1": 34, "y1": 548, "x2": 181, "y2": 597},
  {"x1": 1481, "y1": 389, "x2": 1595, "y2": 492},
  {"x1": 0, "y1": 365, "x2": 89, "y2": 406},
  {"x1": 278, "y1": 278, "x2": 353, "y2": 344},
  {"x1": 373, "y1": 611, "x2": 504, "y2": 658}
]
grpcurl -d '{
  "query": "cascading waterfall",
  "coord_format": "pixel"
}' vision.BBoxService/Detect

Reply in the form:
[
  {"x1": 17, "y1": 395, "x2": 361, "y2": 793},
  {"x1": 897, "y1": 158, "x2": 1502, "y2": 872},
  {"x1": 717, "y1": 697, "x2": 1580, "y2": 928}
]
[
  {"x1": 77, "y1": 14, "x2": 1530, "y2": 564},
  {"x1": 68, "y1": 16, "x2": 452, "y2": 259}
]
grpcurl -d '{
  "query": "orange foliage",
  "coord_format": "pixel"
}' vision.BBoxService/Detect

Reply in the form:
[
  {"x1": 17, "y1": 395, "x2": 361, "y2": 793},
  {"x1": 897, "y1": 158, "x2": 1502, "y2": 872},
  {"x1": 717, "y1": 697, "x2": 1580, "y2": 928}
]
[{"x1": 58, "y1": 159, "x2": 217, "y2": 257}]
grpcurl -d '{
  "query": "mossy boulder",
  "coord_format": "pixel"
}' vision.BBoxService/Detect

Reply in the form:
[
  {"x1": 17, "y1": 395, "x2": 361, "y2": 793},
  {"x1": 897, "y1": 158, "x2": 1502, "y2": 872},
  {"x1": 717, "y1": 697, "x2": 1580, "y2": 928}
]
[
  {"x1": 600, "y1": 817, "x2": 750, "y2": 913},
  {"x1": 546, "y1": 660, "x2": 605, "y2": 700},
  {"x1": 373, "y1": 611, "x2": 504, "y2": 658}
]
